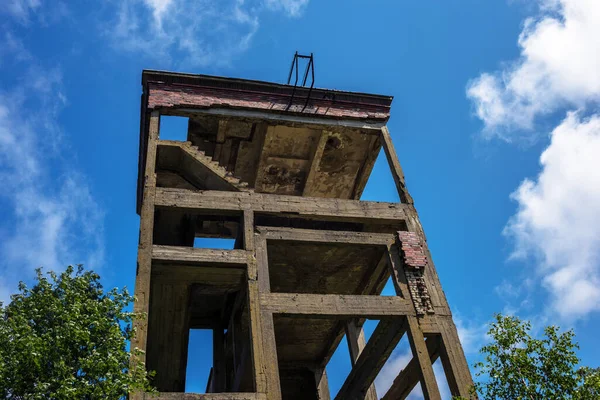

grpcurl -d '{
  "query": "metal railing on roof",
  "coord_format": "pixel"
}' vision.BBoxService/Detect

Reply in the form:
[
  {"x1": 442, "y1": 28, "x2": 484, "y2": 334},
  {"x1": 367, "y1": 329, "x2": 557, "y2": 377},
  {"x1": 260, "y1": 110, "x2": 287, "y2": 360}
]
[{"x1": 286, "y1": 51, "x2": 315, "y2": 112}]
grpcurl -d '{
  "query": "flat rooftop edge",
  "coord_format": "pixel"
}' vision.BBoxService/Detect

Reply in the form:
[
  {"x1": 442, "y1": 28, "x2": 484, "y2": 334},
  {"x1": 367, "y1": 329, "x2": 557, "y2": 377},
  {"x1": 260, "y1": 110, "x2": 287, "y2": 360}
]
[{"x1": 142, "y1": 69, "x2": 394, "y2": 110}]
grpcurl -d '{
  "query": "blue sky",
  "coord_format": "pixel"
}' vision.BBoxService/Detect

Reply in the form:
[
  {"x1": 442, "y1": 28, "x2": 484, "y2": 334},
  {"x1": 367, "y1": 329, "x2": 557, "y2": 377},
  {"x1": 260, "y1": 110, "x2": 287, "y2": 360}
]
[{"x1": 1, "y1": 0, "x2": 599, "y2": 398}]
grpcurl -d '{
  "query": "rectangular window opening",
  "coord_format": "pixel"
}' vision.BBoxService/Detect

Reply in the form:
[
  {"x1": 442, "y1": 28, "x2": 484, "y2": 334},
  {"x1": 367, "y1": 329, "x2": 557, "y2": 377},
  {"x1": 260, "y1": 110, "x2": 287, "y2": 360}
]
[
  {"x1": 185, "y1": 329, "x2": 213, "y2": 393},
  {"x1": 160, "y1": 115, "x2": 190, "y2": 142},
  {"x1": 266, "y1": 239, "x2": 390, "y2": 295},
  {"x1": 193, "y1": 237, "x2": 236, "y2": 249}
]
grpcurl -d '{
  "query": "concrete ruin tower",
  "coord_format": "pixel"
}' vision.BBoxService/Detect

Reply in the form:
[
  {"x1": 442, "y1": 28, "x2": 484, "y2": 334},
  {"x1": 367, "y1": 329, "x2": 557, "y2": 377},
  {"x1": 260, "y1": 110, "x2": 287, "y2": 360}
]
[{"x1": 132, "y1": 67, "x2": 474, "y2": 400}]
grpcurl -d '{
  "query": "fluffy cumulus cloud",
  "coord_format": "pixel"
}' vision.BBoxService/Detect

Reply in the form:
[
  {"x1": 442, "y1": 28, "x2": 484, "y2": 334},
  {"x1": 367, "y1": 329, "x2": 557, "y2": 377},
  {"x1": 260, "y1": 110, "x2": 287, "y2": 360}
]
[
  {"x1": 109, "y1": 0, "x2": 309, "y2": 68},
  {"x1": 467, "y1": 0, "x2": 600, "y2": 320},
  {"x1": 467, "y1": 0, "x2": 600, "y2": 140},
  {"x1": 0, "y1": 43, "x2": 104, "y2": 303},
  {"x1": 504, "y1": 113, "x2": 600, "y2": 319}
]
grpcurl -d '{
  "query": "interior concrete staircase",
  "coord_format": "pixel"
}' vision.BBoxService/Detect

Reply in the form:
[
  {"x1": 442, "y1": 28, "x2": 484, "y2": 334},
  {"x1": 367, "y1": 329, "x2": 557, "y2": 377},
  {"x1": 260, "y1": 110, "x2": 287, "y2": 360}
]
[
  {"x1": 181, "y1": 141, "x2": 250, "y2": 190},
  {"x1": 157, "y1": 140, "x2": 251, "y2": 192}
]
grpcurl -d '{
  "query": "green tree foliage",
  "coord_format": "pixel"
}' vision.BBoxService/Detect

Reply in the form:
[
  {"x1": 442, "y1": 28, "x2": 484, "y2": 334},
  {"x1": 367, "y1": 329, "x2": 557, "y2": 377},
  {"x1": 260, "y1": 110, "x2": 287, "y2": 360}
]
[
  {"x1": 469, "y1": 314, "x2": 600, "y2": 400},
  {"x1": 0, "y1": 266, "x2": 155, "y2": 399}
]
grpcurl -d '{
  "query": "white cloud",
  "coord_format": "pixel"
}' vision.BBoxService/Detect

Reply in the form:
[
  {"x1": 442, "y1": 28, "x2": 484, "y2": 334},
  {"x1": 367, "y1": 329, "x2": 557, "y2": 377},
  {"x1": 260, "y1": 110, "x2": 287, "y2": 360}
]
[
  {"x1": 143, "y1": 0, "x2": 174, "y2": 26},
  {"x1": 375, "y1": 347, "x2": 413, "y2": 396},
  {"x1": 4, "y1": 0, "x2": 41, "y2": 24},
  {"x1": 455, "y1": 315, "x2": 488, "y2": 355},
  {"x1": 0, "y1": 47, "x2": 104, "y2": 304},
  {"x1": 494, "y1": 280, "x2": 522, "y2": 300},
  {"x1": 109, "y1": 0, "x2": 258, "y2": 68},
  {"x1": 3, "y1": 0, "x2": 68, "y2": 26},
  {"x1": 467, "y1": 0, "x2": 600, "y2": 321},
  {"x1": 504, "y1": 112, "x2": 600, "y2": 320},
  {"x1": 264, "y1": 0, "x2": 309, "y2": 17},
  {"x1": 107, "y1": 0, "x2": 308, "y2": 68},
  {"x1": 375, "y1": 343, "x2": 455, "y2": 399},
  {"x1": 433, "y1": 360, "x2": 452, "y2": 400},
  {"x1": 0, "y1": 31, "x2": 32, "y2": 63},
  {"x1": 494, "y1": 278, "x2": 536, "y2": 315},
  {"x1": 467, "y1": 0, "x2": 600, "y2": 140}
]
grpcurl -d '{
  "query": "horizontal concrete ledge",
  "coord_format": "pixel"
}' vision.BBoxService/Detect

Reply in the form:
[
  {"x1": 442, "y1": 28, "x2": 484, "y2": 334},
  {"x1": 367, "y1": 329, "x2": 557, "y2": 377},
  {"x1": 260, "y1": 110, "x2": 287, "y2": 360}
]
[
  {"x1": 152, "y1": 245, "x2": 250, "y2": 266},
  {"x1": 143, "y1": 393, "x2": 266, "y2": 400},
  {"x1": 257, "y1": 226, "x2": 395, "y2": 246},
  {"x1": 260, "y1": 293, "x2": 415, "y2": 318},
  {"x1": 154, "y1": 188, "x2": 410, "y2": 223}
]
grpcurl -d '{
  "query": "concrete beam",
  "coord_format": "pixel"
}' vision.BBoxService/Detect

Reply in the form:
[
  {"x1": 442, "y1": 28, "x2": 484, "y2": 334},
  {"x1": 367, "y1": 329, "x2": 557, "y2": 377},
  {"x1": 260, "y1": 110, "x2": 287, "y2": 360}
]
[
  {"x1": 260, "y1": 293, "x2": 414, "y2": 318},
  {"x1": 154, "y1": 188, "x2": 410, "y2": 223}
]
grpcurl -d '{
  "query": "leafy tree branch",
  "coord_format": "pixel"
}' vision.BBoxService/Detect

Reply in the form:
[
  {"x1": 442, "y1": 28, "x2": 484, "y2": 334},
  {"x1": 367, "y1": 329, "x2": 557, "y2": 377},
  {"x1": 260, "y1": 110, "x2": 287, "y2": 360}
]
[{"x1": 0, "y1": 266, "x2": 155, "y2": 399}]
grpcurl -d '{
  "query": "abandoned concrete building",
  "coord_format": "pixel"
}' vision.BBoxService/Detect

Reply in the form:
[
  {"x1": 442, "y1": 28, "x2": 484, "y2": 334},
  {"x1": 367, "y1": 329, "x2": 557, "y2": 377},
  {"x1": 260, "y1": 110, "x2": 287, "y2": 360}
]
[{"x1": 132, "y1": 68, "x2": 474, "y2": 400}]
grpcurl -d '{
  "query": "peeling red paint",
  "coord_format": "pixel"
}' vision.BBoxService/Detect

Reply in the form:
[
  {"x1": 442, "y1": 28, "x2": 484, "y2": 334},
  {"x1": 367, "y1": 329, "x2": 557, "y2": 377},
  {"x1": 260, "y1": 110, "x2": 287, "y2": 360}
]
[{"x1": 147, "y1": 82, "x2": 390, "y2": 120}]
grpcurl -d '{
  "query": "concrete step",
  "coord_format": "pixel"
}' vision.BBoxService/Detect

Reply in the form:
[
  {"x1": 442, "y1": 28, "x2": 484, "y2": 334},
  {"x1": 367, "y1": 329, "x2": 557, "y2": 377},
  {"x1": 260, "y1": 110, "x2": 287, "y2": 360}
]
[{"x1": 183, "y1": 142, "x2": 250, "y2": 190}]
